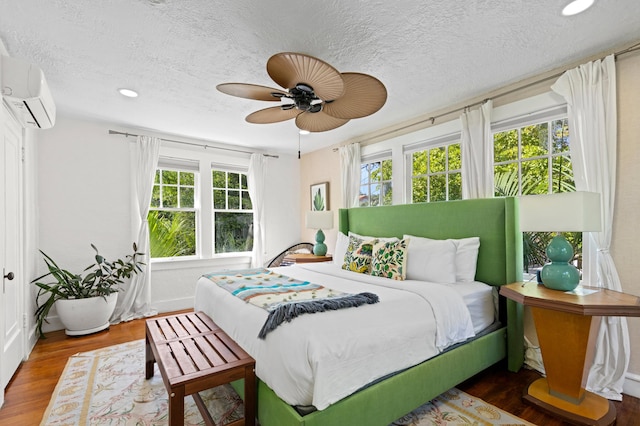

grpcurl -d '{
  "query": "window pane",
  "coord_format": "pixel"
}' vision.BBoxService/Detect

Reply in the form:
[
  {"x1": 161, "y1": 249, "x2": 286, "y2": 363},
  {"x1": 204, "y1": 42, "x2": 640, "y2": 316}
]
[
  {"x1": 429, "y1": 147, "x2": 446, "y2": 173},
  {"x1": 551, "y1": 155, "x2": 575, "y2": 193},
  {"x1": 163, "y1": 186, "x2": 178, "y2": 207},
  {"x1": 430, "y1": 174, "x2": 446, "y2": 201},
  {"x1": 228, "y1": 190, "x2": 240, "y2": 209},
  {"x1": 494, "y1": 163, "x2": 518, "y2": 197},
  {"x1": 215, "y1": 212, "x2": 253, "y2": 253},
  {"x1": 148, "y1": 210, "x2": 196, "y2": 258},
  {"x1": 521, "y1": 123, "x2": 549, "y2": 159},
  {"x1": 494, "y1": 130, "x2": 518, "y2": 162},
  {"x1": 179, "y1": 172, "x2": 194, "y2": 185},
  {"x1": 521, "y1": 158, "x2": 548, "y2": 195},
  {"x1": 370, "y1": 184, "x2": 380, "y2": 207},
  {"x1": 242, "y1": 191, "x2": 253, "y2": 210},
  {"x1": 360, "y1": 164, "x2": 370, "y2": 185},
  {"x1": 369, "y1": 162, "x2": 381, "y2": 182},
  {"x1": 448, "y1": 172, "x2": 462, "y2": 200},
  {"x1": 213, "y1": 189, "x2": 226, "y2": 209},
  {"x1": 162, "y1": 170, "x2": 178, "y2": 185},
  {"x1": 552, "y1": 119, "x2": 570, "y2": 154},
  {"x1": 412, "y1": 177, "x2": 427, "y2": 203},
  {"x1": 180, "y1": 187, "x2": 194, "y2": 208},
  {"x1": 412, "y1": 151, "x2": 427, "y2": 176},
  {"x1": 382, "y1": 182, "x2": 393, "y2": 206},
  {"x1": 228, "y1": 173, "x2": 240, "y2": 189},
  {"x1": 212, "y1": 171, "x2": 226, "y2": 188},
  {"x1": 448, "y1": 144, "x2": 461, "y2": 170},
  {"x1": 241, "y1": 174, "x2": 248, "y2": 190},
  {"x1": 151, "y1": 185, "x2": 161, "y2": 207},
  {"x1": 154, "y1": 170, "x2": 160, "y2": 184},
  {"x1": 359, "y1": 185, "x2": 370, "y2": 207},
  {"x1": 381, "y1": 159, "x2": 392, "y2": 180}
]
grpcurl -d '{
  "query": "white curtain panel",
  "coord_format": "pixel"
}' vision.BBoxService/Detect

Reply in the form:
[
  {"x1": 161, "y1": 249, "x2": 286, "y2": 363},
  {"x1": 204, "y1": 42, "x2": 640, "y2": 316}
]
[
  {"x1": 460, "y1": 100, "x2": 494, "y2": 199},
  {"x1": 339, "y1": 143, "x2": 361, "y2": 208},
  {"x1": 248, "y1": 153, "x2": 267, "y2": 267},
  {"x1": 551, "y1": 54, "x2": 629, "y2": 401},
  {"x1": 111, "y1": 135, "x2": 160, "y2": 324}
]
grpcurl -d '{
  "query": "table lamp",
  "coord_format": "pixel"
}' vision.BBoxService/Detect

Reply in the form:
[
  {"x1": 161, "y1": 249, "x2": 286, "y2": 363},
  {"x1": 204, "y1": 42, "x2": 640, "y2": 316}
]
[
  {"x1": 518, "y1": 191, "x2": 601, "y2": 291},
  {"x1": 305, "y1": 211, "x2": 333, "y2": 256}
]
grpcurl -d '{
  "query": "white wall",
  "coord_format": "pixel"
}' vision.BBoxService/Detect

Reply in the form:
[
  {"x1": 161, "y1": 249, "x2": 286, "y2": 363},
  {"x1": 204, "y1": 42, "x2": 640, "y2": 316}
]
[{"x1": 35, "y1": 115, "x2": 300, "y2": 330}]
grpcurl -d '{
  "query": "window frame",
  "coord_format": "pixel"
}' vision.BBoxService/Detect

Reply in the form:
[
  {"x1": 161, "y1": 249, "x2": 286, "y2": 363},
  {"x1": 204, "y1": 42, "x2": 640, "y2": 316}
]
[
  {"x1": 149, "y1": 149, "x2": 252, "y2": 266},
  {"x1": 211, "y1": 164, "x2": 254, "y2": 255},
  {"x1": 404, "y1": 134, "x2": 462, "y2": 204},
  {"x1": 359, "y1": 153, "x2": 393, "y2": 207}
]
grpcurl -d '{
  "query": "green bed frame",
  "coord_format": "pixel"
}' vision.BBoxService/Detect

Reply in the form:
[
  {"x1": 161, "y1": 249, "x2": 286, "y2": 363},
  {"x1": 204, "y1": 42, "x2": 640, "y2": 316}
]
[{"x1": 233, "y1": 197, "x2": 524, "y2": 426}]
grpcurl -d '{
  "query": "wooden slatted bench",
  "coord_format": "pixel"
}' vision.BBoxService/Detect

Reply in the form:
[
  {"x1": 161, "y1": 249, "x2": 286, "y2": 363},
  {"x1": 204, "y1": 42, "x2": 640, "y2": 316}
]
[{"x1": 145, "y1": 311, "x2": 256, "y2": 426}]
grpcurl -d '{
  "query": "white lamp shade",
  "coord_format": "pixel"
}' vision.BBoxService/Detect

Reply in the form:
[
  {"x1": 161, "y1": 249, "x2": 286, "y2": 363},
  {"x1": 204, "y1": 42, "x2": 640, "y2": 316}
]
[
  {"x1": 518, "y1": 191, "x2": 602, "y2": 232},
  {"x1": 306, "y1": 211, "x2": 333, "y2": 230}
]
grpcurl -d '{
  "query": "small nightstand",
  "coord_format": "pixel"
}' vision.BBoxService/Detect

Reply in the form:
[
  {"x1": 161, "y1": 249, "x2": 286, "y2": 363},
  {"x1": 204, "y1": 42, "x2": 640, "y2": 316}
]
[
  {"x1": 500, "y1": 282, "x2": 640, "y2": 426},
  {"x1": 281, "y1": 253, "x2": 333, "y2": 266}
]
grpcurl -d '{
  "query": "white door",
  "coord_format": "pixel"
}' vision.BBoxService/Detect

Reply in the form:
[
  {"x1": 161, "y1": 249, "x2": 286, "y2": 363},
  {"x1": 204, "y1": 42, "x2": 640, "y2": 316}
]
[{"x1": 1, "y1": 105, "x2": 24, "y2": 403}]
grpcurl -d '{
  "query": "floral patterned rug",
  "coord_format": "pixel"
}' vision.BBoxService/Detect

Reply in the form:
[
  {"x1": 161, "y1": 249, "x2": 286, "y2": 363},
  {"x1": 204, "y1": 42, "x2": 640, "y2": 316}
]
[{"x1": 41, "y1": 340, "x2": 534, "y2": 425}]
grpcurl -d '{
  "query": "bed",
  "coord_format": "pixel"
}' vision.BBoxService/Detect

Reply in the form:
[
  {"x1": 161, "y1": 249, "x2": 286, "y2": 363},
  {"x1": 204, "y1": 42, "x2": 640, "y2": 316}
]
[{"x1": 194, "y1": 197, "x2": 524, "y2": 426}]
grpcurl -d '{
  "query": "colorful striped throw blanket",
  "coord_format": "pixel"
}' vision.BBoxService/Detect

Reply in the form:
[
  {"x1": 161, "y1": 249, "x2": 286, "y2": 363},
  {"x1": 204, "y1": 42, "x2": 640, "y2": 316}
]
[{"x1": 203, "y1": 268, "x2": 379, "y2": 338}]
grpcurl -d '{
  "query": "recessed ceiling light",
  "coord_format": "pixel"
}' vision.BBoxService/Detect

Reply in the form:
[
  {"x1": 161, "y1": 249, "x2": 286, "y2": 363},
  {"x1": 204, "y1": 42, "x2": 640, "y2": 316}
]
[
  {"x1": 299, "y1": 130, "x2": 310, "y2": 135},
  {"x1": 118, "y1": 88, "x2": 138, "y2": 98},
  {"x1": 562, "y1": 0, "x2": 595, "y2": 16}
]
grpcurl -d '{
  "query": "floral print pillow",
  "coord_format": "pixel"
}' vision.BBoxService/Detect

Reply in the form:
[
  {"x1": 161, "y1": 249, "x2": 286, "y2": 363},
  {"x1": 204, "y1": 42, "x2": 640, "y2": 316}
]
[
  {"x1": 342, "y1": 236, "x2": 377, "y2": 274},
  {"x1": 371, "y1": 238, "x2": 409, "y2": 280}
]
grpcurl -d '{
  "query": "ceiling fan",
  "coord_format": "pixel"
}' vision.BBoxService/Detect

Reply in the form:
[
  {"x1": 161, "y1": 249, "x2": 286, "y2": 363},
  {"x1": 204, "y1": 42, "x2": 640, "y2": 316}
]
[{"x1": 217, "y1": 52, "x2": 387, "y2": 132}]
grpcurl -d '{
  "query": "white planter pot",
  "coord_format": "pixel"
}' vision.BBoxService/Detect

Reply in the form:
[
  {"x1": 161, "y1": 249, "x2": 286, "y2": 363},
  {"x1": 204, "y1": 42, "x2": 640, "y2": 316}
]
[{"x1": 56, "y1": 293, "x2": 118, "y2": 336}]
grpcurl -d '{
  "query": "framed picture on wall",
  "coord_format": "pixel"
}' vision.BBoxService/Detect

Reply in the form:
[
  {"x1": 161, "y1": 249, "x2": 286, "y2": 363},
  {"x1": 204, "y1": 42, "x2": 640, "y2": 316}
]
[{"x1": 310, "y1": 182, "x2": 329, "y2": 211}]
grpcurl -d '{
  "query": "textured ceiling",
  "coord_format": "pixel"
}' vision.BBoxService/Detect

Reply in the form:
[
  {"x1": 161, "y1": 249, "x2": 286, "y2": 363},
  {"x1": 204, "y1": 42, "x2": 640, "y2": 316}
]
[{"x1": 1, "y1": 0, "x2": 639, "y2": 155}]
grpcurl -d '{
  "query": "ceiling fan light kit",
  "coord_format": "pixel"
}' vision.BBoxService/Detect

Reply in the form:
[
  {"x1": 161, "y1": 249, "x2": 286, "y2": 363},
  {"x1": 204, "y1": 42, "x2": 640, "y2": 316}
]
[{"x1": 217, "y1": 52, "x2": 387, "y2": 133}]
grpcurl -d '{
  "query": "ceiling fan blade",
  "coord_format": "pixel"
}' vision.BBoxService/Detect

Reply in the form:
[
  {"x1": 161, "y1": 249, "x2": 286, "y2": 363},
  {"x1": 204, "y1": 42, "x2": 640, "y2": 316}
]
[
  {"x1": 267, "y1": 52, "x2": 344, "y2": 101},
  {"x1": 295, "y1": 110, "x2": 349, "y2": 132},
  {"x1": 217, "y1": 83, "x2": 287, "y2": 101},
  {"x1": 322, "y1": 73, "x2": 387, "y2": 119},
  {"x1": 246, "y1": 106, "x2": 301, "y2": 124}
]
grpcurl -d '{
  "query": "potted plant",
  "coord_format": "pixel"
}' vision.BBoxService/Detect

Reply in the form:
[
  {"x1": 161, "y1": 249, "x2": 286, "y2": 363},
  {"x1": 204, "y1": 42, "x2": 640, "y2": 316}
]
[{"x1": 32, "y1": 243, "x2": 144, "y2": 338}]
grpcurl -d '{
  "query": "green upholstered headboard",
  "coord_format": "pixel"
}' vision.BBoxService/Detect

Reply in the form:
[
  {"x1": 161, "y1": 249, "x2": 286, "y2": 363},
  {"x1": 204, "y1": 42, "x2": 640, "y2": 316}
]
[{"x1": 339, "y1": 197, "x2": 523, "y2": 287}]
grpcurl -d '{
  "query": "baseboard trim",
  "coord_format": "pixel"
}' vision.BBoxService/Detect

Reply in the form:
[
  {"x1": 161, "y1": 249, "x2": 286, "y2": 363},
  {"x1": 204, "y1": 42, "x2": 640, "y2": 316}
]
[{"x1": 624, "y1": 372, "x2": 640, "y2": 399}]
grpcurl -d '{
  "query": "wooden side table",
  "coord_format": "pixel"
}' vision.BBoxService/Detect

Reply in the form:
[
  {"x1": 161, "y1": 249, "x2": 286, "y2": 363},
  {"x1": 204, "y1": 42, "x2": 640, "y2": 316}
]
[
  {"x1": 281, "y1": 253, "x2": 332, "y2": 266},
  {"x1": 500, "y1": 282, "x2": 640, "y2": 426}
]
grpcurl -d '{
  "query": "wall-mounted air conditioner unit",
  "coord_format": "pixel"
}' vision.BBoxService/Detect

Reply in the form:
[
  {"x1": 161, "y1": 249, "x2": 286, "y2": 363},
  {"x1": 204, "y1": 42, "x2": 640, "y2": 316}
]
[{"x1": 1, "y1": 55, "x2": 56, "y2": 129}]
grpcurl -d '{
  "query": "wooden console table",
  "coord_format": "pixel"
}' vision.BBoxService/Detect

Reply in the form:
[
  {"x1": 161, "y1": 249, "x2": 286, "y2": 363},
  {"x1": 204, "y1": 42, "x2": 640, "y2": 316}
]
[{"x1": 500, "y1": 282, "x2": 640, "y2": 426}]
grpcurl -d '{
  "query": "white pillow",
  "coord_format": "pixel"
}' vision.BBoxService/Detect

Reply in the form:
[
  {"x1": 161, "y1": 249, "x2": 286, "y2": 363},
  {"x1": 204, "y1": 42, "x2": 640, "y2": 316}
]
[
  {"x1": 451, "y1": 237, "x2": 480, "y2": 282},
  {"x1": 404, "y1": 234, "x2": 480, "y2": 282},
  {"x1": 333, "y1": 232, "x2": 350, "y2": 265},
  {"x1": 348, "y1": 231, "x2": 399, "y2": 243},
  {"x1": 402, "y1": 235, "x2": 457, "y2": 283}
]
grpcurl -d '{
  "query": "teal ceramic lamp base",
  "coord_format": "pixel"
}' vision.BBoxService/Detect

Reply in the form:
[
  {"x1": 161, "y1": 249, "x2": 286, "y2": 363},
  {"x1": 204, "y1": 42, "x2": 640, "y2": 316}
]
[
  {"x1": 540, "y1": 235, "x2": 580, "y2": 291},
  {"x1": 313, "y1": 229, "x2": 328, "y2": 256}
]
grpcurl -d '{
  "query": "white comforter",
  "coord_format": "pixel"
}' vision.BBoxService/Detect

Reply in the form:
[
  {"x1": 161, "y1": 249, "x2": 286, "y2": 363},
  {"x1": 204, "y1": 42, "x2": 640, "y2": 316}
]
[{"x1": 194, "y1": 263, "x2": 476, "y2": 410}]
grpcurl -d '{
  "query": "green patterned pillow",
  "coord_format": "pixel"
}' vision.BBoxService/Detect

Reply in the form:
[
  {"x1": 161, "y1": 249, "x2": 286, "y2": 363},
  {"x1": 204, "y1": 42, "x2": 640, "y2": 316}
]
[
  {"x1": 342, "y1": 236, "x2": 377, "y2": 274},
  {"x1": 371, "y1": 238, "x2": 409, "y2": 280}
]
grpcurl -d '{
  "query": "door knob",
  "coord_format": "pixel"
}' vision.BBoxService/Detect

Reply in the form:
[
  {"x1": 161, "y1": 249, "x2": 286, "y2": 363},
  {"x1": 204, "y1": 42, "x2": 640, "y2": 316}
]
[{"x1": 3, "y1": 271, "x2": 14, "y2": 280}]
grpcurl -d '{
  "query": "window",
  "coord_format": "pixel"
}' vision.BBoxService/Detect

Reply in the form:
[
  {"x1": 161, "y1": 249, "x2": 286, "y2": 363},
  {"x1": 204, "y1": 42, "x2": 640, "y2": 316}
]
[
  {"x1": 360, "y1": 158, "x2": 392, "y2": 207},
  {"x1": 493, "y1": 117, "x2": 579, "y2": 273},
  {"x1": 149, "y1": 167, "x2": 197, "y2": 258},
  {"x1": 493, "y1": 118, "x2": 574, "y2": 196},
  {"x1": 410, "y1": 142, "x2": 461, "y2": 203},
  {"x1": 148, "y1": 156, "x2": 254, "y2": 260},
  {"x1": 212, "y1": 168, "x2": 253, "y2": 253}
]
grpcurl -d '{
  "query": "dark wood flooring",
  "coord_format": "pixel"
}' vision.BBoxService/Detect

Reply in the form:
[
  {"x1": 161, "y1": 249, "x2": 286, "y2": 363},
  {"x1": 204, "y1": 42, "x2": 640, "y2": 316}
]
[{"x1": 1, "y1": 310, "x2": 638, "y2": 425}]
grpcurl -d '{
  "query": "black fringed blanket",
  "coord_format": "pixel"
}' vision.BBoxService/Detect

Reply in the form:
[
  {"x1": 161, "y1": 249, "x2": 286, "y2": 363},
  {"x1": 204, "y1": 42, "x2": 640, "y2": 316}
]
[{"x1": 202, "y1": 268, "x2": 379, "y2": 338}]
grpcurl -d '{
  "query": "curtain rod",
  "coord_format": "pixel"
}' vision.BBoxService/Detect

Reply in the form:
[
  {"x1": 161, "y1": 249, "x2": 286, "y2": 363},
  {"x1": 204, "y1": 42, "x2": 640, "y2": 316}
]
[
  {"x1": 333, "y1": 41, "x2": 640, "y2": 152},
  {"x1": 108, "y1": 130, "x2": 279, "y2": 158}
]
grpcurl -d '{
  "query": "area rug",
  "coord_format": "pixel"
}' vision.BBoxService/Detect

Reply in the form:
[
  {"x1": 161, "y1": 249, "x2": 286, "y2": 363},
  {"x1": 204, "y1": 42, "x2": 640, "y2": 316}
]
[{"x1": 42, "y1": 340, "x2": 534, "y2": 426}]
